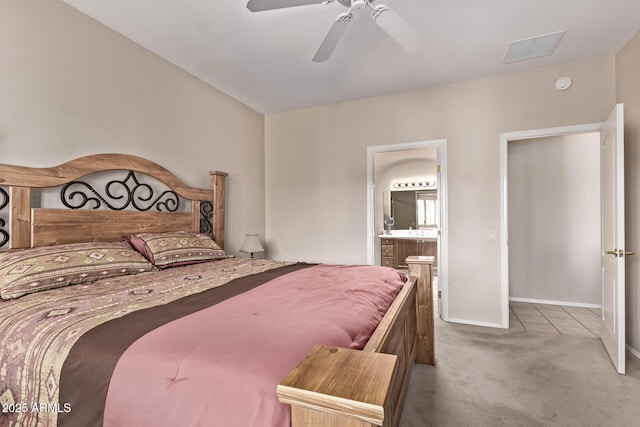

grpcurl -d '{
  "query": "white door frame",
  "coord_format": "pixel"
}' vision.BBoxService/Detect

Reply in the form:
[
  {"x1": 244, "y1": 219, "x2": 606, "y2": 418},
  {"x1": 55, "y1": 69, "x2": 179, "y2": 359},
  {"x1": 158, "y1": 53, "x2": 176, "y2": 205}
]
[
  {"x1": 367, "y1": 139, "x2": 450, "y2": 320},
  {"x1": 499, "y1": 123, "x2": 603, "y2": 328}
]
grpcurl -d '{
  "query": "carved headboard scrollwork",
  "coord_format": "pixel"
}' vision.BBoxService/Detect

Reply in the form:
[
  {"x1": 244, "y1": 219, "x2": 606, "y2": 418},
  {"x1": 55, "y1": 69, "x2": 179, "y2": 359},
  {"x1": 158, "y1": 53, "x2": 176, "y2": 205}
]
[
  {"x1": 0, "y1": 187, "x2": 8, "y2": 248},
  {"x1": 61, "y1": 170, "x2": 181, "y2": 212},
  {"x1": 199, "y1": 201, "x2": 213, "y2": 235}
]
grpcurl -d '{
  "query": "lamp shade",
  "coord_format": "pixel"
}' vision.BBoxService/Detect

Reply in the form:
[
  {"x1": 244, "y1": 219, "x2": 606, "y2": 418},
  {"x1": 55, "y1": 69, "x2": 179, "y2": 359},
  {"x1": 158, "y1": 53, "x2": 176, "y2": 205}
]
[{"x1": 240, "y1": 234, "x2": 264, "y2": 256}]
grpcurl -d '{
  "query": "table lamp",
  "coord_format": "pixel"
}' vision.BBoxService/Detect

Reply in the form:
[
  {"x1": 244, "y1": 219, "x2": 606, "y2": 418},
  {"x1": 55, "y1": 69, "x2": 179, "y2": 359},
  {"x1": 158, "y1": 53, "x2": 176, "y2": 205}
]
[{"x1": 240, "y1": 233, "x2": 264, "y2": 259}]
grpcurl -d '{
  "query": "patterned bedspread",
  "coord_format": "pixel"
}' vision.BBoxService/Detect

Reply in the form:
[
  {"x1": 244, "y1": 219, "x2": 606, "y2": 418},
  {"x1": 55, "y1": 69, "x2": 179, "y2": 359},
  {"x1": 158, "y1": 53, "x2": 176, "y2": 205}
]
[{"x1": 0, "y1": 258, "x2": 291, "y2": 427}]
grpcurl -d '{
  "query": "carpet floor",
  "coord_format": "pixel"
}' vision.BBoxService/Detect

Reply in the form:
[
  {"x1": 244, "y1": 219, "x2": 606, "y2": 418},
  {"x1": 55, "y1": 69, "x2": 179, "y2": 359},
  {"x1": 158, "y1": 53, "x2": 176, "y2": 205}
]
[{"x1": 399, "y1": 320, "x2": 640, "y2": 426}]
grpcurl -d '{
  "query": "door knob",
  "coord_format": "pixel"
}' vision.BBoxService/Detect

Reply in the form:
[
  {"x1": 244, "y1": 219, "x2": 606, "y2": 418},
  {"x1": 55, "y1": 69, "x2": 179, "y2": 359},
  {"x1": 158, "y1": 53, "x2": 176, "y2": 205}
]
[
  {"x1": 605, "y1": 250, "x2": 619, "y2": 256},
  {"x1": 624, "y1": 251, "x2": 635, "y2": 256}
]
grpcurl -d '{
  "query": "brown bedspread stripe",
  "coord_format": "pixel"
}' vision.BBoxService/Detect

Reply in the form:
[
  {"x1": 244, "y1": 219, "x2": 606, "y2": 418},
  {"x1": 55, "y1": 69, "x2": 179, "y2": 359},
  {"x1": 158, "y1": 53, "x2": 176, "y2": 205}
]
[{"x1": 58, "y1": 263, "x2": 313, "y2": 427}]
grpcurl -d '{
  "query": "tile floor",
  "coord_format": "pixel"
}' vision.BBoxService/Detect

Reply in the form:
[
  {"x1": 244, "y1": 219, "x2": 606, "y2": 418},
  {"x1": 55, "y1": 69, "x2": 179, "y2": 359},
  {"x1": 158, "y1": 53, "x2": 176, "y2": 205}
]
[{"x1": 509, "y1": 301, "x2": 601, "y2": 337}]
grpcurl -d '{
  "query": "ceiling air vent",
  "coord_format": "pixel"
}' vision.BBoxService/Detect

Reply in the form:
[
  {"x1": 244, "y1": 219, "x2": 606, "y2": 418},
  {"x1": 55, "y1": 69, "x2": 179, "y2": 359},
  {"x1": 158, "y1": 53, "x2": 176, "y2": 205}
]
[{"x1": 504, "y1": 30, "x2": 566, "y2": 63}]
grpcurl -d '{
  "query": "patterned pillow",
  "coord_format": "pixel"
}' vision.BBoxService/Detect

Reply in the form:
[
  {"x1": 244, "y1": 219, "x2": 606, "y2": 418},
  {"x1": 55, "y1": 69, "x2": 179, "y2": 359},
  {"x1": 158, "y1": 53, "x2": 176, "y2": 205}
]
[
  {"x1": 0, "y1": 242, "x2": 154, "y2": 300},
  {"x1": 127, "y1": 231, "x2": 230, "y2": 268}
]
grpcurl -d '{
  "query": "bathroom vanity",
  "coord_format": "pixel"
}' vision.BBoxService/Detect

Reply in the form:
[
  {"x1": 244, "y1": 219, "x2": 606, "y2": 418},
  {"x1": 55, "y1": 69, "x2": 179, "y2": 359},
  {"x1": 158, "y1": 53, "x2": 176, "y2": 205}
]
[{"x1": 379, "y1": 230, "x2": 438, "y2": 269}]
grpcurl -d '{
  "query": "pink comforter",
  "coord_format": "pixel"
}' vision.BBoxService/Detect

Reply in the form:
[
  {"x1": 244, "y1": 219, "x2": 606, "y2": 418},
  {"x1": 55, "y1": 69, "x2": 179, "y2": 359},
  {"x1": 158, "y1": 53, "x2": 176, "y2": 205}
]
[{"x1": 103, "y1": 264, "x2": 405, "y2": 427}]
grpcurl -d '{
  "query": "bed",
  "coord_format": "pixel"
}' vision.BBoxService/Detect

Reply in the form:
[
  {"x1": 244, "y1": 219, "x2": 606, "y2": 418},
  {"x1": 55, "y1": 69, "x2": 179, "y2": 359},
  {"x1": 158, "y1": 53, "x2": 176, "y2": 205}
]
[{"x1": 0, "y1": 154, "x2": 434, "y2": 427}]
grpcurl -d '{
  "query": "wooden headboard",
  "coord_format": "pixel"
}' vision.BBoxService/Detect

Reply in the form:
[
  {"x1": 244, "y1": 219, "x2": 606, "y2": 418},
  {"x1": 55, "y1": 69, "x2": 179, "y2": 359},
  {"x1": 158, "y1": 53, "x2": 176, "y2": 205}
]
[{"x1": 0, "y1": 154, "x2": 227, "y2": 250}]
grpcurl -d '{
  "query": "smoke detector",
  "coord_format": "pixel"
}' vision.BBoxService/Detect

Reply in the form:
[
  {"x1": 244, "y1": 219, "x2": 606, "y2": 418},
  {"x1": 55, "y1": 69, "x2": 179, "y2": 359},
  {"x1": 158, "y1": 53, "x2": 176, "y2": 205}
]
[{"x1": 555, "y1": 76, "x2": 572, "y2": 91}]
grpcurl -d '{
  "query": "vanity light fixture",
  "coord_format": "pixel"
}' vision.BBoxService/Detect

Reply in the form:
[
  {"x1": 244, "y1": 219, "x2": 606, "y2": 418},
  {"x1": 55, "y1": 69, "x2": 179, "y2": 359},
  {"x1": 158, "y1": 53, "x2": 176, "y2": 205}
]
[{"x1": 392, "y1": 181, "x2": 436, "y2": 189}]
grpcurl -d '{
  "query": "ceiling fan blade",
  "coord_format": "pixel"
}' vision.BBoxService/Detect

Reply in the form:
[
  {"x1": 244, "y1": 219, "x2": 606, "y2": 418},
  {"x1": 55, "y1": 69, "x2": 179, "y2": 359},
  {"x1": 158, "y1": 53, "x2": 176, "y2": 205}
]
[
  {"x1": 372, "y1": 5, "x2": 421, "y2": 54},
  {"x1": 246, "y1": 0, "x2": 327, "y2": 12},
  {"x1": 312, "y1": 12, "x2": 352, "y2": 62}
]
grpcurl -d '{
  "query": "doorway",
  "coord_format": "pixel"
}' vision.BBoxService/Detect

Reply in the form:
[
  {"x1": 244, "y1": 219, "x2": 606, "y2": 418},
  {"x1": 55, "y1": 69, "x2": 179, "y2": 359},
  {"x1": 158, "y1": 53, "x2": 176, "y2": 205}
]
[
  {"x1": 507, "y1": 132, "x2": 602, "y2": 338},
  {"x1": 500, "y1": 123, "x2": 603, "y2": 327},
  {"x1": 366, "y1": 139, "x2": 449, "y2": 320},
  {"x1": 508, "y1": 132, "x2": 601, "y2": 309},
  {"x1": 502, "y1": 106, "x2": 629, "y2": 374}
]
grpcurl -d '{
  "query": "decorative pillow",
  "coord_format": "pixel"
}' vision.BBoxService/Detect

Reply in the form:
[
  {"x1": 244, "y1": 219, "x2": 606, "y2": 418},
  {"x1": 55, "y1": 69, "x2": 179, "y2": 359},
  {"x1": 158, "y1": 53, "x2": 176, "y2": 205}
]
[
  {"x1": 0, "y1": 241, "x2": 154, "y2": 300},
  {"x1": 127, "y1": 231, "x2": 230, "y2": 268}
]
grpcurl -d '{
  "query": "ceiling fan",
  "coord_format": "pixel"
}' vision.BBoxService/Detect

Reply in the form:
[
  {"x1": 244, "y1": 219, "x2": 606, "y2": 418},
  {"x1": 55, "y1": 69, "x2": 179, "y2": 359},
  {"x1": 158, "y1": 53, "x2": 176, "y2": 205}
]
[{"x1": 246, "y1": 0, "x2": 421, "y2": 62}]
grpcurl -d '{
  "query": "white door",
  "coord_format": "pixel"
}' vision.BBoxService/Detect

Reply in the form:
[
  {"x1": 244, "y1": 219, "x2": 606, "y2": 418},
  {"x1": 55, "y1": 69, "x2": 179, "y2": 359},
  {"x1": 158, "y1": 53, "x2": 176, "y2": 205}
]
[{"x1": 601, "y1": 103, "x2": 628, "y2": 374}]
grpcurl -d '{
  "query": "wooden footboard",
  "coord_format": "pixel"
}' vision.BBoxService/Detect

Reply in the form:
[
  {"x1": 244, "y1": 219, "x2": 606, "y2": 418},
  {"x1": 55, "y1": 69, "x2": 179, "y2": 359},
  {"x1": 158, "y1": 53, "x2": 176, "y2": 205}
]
[{"x1": 278, "y1": 256, "x2": 435, "y2": 427}]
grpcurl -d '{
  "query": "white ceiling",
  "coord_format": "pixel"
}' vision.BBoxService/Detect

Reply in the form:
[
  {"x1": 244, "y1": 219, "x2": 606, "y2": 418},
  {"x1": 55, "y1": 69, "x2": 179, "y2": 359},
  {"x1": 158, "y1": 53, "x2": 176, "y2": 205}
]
[{"x1": 60, "y1": 0, "x2": 640, "y2": 114}]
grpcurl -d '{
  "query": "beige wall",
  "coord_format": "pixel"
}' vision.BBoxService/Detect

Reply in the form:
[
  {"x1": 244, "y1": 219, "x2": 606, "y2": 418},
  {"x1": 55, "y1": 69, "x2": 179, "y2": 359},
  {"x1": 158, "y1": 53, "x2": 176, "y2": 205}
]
[
  {"x1": 266, "y1": 56, "x2": 616, "y2": 326},
  {"x1": 616, "y1": 31, "x2": 640, "y2": 355},
  {"x1": 508, "y1": 133, "x2": 601, "y2": 306},
  {"x1": 0, "y1": 0, "x2": 265, "y2": 256}
]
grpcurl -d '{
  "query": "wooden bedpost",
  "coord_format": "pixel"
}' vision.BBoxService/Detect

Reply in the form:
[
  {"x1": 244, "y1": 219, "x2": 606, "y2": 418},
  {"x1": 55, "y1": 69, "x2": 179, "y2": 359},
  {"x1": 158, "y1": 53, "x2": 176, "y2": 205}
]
[
  {"x1": 406, "y1": 256, "x2": 435, "y2": 366},
  {"x1": 209, "y1": 171, "x2": 228, "y2": 250},
  {"x1": 10, "y1": 187, "x2": 31, "y2": 249},
  {"x1": 278, "y1": 345, "x2": 397, "y2": 427}
]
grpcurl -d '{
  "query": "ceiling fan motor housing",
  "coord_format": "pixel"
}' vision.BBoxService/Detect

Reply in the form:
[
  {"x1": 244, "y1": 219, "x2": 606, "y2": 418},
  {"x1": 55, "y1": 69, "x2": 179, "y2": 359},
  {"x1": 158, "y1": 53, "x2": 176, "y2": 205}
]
[{"x1": 340, "y1": 0, "x2": 367, "y2": 11}]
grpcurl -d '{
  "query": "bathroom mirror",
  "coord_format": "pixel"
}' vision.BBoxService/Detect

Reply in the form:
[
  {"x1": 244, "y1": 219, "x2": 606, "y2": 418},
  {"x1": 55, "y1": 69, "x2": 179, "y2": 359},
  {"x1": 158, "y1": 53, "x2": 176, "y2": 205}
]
[{"x1": 389, "y1": 190, "x2": 438, "y2": 229}]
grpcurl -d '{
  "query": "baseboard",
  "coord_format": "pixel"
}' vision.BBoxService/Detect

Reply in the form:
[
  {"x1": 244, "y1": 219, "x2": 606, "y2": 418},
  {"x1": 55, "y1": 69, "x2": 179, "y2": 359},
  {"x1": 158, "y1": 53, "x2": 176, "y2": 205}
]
[
  {"x1": 627, "y1": 344, "x2": 640, "y2": 360},
  {"x1": 509, "y1": 296, "x2": 601, "y2": 309},
  {"x1": 446, "y1": 317, "x2": 505, "y2": 329}
]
